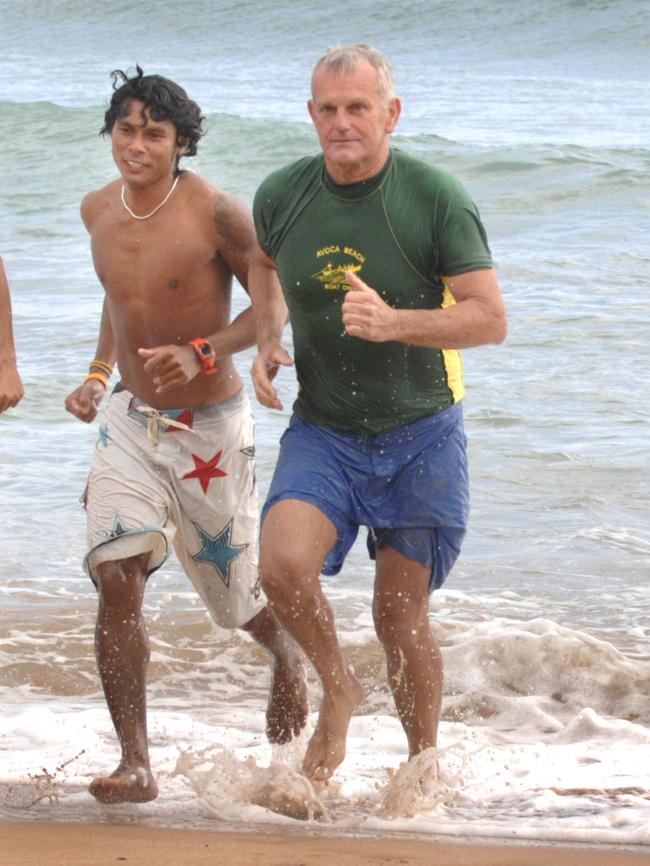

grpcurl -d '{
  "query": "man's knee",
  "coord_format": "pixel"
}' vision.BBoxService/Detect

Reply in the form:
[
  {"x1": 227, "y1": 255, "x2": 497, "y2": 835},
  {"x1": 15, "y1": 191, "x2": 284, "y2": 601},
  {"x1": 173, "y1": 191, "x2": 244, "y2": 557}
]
[
  {"x1": 95, "y1": 554, "x2": 149, "y2": 609},
  {"x1": 372, "y1": 590, "x2": 429, "y2": 648},
  {"x1": 259, "y1": 499, "x2": 335, "y2": 600},
  {"x1": 259, "y1": 544, "x2": 313, "y2": 601}
]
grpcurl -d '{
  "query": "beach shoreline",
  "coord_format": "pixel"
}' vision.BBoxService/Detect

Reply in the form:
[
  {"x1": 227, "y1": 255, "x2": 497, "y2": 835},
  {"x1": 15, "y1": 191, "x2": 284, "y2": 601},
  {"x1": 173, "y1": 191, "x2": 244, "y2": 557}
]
[{"x1": 2, "y1": 821, "x2": 650, "y2": 866}]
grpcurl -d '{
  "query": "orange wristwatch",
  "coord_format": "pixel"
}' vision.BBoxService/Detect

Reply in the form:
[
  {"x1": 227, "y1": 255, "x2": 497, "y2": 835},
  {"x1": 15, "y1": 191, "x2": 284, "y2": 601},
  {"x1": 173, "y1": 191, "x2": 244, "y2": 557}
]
[{"x1": 188, "y1": 338, "x2": 219, "y2": 375}]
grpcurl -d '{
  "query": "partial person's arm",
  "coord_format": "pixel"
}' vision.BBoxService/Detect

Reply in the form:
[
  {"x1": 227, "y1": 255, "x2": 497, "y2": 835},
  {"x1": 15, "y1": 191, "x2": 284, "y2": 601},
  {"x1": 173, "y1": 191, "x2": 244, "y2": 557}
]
[
  {"x1": 64, "y1": 299, "x2": 116, "y2": 423},
  {"x1": 138, "y1": 192, "x2": 262, "y2": 393},
  {"x1": 0, "y1": 257, "x2": 25, "y2": 413},
  {"x1": 341, "y1": 268, "x2": 507, "y2": 348},
  {"x1": 248, "y1": 245, "x2": 292, "y2": 411}
]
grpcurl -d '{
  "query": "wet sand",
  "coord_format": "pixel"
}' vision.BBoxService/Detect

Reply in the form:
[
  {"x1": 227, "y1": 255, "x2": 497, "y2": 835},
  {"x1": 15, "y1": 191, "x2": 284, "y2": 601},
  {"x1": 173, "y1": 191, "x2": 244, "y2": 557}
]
[{"x1": 2, "y1": 822, "x2": 650, "y2": 866}]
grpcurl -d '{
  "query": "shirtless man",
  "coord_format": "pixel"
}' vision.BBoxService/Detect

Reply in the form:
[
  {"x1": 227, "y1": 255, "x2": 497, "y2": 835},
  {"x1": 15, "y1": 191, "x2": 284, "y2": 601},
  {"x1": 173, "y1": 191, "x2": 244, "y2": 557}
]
[
  {"x1": 0, "y1": 256, "x2": 24, "y2": 413},
  {"x1": 64, "y1": 67, "x2": 307, "y2": 804}
]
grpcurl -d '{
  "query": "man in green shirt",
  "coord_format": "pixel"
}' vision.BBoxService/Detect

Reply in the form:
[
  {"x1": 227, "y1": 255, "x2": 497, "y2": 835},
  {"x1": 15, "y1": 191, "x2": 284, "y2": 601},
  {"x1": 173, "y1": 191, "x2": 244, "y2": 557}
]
[{"x1": 250, "y1": 44, "x2": 507, "y2": 783}]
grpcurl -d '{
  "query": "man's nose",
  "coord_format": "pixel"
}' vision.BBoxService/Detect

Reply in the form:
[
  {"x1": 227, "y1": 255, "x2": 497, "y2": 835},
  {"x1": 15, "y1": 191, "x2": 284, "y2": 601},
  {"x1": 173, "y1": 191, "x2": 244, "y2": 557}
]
[
  {"x1": 128, "y1": 132, "x2": 147, "y2": 153},
  {"x1": 334, "y1": 108, "x2": 351, "y2": 129}
]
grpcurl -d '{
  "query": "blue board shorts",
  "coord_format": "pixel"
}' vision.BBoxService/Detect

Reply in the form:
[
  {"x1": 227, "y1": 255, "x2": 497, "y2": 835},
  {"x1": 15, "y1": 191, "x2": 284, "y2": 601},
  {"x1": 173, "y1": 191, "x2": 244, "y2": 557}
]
[{"x1": 262, "y1": 402, "x2": 469, "y2": 591}]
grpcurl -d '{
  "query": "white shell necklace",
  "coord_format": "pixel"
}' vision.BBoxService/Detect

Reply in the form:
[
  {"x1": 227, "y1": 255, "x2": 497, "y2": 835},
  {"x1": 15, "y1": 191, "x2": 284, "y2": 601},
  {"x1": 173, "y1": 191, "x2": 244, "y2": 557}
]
[{"x1": 121, "y1": 175, "x2": 180, "y2": 220}]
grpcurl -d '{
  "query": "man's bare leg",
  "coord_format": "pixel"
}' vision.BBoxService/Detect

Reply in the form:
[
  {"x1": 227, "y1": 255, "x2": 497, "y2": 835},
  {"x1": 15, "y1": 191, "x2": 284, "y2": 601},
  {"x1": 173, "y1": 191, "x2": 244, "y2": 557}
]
[
  {"x1": 242, "y1": 606, "x2": 309, "y2": 744},
  {"x1": 89, "y1": 552, "x2": 158, "y2": 804},
  {"x1": 373, "y1": 545, "x2": 443, "y2": 757},
  {"x1": 260, "y1": 499, "x2": 363, "y2": 781}
]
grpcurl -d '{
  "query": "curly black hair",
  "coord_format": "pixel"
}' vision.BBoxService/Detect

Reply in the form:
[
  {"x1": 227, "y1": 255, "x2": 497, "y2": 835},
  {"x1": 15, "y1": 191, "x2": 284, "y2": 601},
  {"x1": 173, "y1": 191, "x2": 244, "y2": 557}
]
[{"x1": 100, "y1": 65, "x2": 205, "y2": 173}]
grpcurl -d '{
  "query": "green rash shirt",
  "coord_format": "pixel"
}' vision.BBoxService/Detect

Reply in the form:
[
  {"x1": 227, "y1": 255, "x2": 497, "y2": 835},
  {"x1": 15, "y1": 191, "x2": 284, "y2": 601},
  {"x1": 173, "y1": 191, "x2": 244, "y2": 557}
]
[{"x1": 253, "y1": 148, "x2": 493, "y2": 435}]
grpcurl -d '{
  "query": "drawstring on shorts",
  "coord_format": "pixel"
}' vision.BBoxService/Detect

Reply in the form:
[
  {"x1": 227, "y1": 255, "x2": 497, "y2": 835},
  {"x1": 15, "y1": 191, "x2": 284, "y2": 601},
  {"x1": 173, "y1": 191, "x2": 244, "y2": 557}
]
[{"x1": 136, "y1": 405, "x2": 196, "y2": 446}]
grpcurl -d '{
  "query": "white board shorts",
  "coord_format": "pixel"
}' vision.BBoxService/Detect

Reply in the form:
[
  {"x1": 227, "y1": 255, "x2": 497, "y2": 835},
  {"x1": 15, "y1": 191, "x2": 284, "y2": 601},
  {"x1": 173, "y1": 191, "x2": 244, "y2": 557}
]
[{"x1": 83, "y1": 386, "x2": 266, "y2": 629}]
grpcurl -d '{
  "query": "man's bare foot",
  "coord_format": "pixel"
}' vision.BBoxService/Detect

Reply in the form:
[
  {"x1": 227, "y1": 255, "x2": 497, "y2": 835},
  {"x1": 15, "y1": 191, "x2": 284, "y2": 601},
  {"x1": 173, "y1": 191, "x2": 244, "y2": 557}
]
[
  {"x1": 303, "y1": 671, "x2": 363, "y2": 781},
  {"x1": 266, "y1": 657, "x2": 309, "y2": 744},
  {"x1": 89, "y1": 764, "x2": 158, "y2": 804}
]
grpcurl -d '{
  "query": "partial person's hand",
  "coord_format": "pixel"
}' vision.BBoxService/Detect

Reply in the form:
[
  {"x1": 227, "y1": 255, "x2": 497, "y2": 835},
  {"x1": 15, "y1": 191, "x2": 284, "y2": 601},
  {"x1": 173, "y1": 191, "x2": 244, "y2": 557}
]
[
  {"x1": 250, "y1": 345, "x2": 293, "y2": 411},
  {"x1": 138, "y1": 345, "x2": 201, "y2": 394},
  {"x1": 0, "y1": 366, "x2": 24, "y2": 413},
  {"x1": 64, "y1": 379, "x2": 106, "y2": 423},
  {"x1": 341, "y1": 271, "x2": 399, "y2": 342}
]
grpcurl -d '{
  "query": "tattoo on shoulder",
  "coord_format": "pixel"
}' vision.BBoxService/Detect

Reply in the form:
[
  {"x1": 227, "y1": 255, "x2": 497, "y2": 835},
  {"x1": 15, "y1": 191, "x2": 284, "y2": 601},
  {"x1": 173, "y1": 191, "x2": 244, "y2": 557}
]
[{"x1": 213, "y1": 194, "x2": 254, "y2": 251}]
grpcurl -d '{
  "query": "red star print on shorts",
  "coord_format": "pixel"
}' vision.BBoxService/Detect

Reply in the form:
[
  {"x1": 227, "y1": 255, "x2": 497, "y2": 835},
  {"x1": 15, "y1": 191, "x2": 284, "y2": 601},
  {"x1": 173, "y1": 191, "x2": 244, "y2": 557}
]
[{"x1": 181, "y1": 450, "x2": 228, "y2": 494}]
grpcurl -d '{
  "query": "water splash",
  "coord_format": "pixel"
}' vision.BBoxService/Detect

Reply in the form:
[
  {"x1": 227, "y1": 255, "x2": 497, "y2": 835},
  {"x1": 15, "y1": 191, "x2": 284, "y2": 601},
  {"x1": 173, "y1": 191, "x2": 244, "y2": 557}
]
[
  {"x1": 174, "y1": 745, "x2": 329, "y2": 822},
  {"x1": 378, "y1": 745, "x2": 466, "y2": 818}
]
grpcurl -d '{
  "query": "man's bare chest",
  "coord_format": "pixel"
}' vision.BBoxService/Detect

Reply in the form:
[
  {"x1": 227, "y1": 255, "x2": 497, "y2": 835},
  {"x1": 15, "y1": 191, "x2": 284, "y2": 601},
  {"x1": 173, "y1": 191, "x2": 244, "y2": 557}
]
[{"x1": 91, "y1": 223, "x2": 220, "y2": 299}]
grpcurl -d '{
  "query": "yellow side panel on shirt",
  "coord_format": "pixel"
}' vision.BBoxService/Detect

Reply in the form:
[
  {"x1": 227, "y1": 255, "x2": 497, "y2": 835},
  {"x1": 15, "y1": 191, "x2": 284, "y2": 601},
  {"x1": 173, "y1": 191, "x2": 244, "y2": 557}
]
[{"x1": 442, "y1": 282, "x2": 465, "y2": 403}]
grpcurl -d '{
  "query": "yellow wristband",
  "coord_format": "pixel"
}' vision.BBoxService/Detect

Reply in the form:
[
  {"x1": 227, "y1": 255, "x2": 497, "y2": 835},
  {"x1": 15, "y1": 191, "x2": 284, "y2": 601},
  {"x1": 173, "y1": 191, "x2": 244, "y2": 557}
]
[
  {"x1": 89, "y1": 359, "x2": 113, "y2": 376},
  {"x1": 83, "y1": 372, "x2": 109, "y2": 390}
]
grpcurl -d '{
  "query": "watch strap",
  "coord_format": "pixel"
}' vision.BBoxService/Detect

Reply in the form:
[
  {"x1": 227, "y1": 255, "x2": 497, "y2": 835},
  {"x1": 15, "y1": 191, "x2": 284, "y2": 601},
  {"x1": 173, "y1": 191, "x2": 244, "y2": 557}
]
[{"x1": 188, "y1": 338, "x2": 219, "y2": 375}]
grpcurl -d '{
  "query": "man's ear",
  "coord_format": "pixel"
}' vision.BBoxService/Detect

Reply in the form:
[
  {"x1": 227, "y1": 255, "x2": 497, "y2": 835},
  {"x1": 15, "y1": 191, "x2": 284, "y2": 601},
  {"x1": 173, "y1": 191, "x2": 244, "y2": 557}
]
[{"x1": 386, "y1": 97, "x2": 402, "y2": 133}]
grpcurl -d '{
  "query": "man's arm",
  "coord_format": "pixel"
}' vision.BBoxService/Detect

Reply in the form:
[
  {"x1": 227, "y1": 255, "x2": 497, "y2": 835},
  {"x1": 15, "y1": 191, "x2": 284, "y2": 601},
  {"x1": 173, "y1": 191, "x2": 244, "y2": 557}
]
[
  {"x1": 64, "y1": 299, "x2": 116, "y2": 423},
  {"x1": 0, "y1": 257, "x2": 24, "y2": 413},
  {"x1": 209, "y1": 190, "x2": 260, "y2": 355},
  {"x1": 248, "y1": 245, "x2": 292, "y2": 411},
  {"x1": 341, "y1": 268, "x2": 507, "y2": 348}
]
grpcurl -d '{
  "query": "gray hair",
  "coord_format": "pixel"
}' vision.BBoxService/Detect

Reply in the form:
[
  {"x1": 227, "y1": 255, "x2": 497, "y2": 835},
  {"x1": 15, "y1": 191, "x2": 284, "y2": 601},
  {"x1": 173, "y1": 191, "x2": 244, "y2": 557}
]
[{"x1": 311, "y1": 44, "x2": 395, "y2": 102}]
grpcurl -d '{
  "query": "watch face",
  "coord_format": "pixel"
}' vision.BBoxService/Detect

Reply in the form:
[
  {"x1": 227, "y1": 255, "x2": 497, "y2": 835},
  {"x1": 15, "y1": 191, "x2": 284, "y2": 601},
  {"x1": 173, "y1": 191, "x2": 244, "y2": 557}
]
[{"x1": 200, "y1": 343, "x2": 212, "y2": 356}]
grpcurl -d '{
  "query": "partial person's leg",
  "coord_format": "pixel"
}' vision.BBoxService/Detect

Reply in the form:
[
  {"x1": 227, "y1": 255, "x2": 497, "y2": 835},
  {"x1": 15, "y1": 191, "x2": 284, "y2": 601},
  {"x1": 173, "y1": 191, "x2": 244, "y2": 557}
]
[
  {"x1": 242, "y1": 606, "x2": 309, "y2": 744},
  {"x1": 259, "y1": 499, "x2": 363, "y2": 781},
  {"x1": 372, "y1": 545, "x2": 442, "y2": 757},
  {"x1": 90, "y1": 551, "x2": 157, "y2": 803}
]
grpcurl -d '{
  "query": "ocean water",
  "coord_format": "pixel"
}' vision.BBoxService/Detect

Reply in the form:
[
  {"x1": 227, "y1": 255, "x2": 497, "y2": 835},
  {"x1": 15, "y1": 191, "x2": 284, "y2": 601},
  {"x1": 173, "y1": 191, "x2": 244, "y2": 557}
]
[{"x1": 1, "y1": 0, "x2": 650, "y2": 849}]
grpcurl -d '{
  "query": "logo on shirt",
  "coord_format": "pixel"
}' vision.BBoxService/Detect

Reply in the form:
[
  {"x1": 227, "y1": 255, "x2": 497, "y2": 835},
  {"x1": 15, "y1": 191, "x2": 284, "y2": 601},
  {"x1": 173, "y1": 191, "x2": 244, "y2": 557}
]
[{"x1": 312, "y1": 244, "x2": 366, "y2": 290}]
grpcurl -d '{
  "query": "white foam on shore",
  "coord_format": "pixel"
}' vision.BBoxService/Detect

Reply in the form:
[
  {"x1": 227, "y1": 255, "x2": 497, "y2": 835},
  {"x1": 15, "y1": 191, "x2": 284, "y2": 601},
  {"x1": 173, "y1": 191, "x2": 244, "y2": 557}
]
[
  {"x1": 2, "y1": 611, "x2": 650, "y2": 845},
  {"x1": 2, "y1": 694, "x2": 650, "y2": 847}
]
